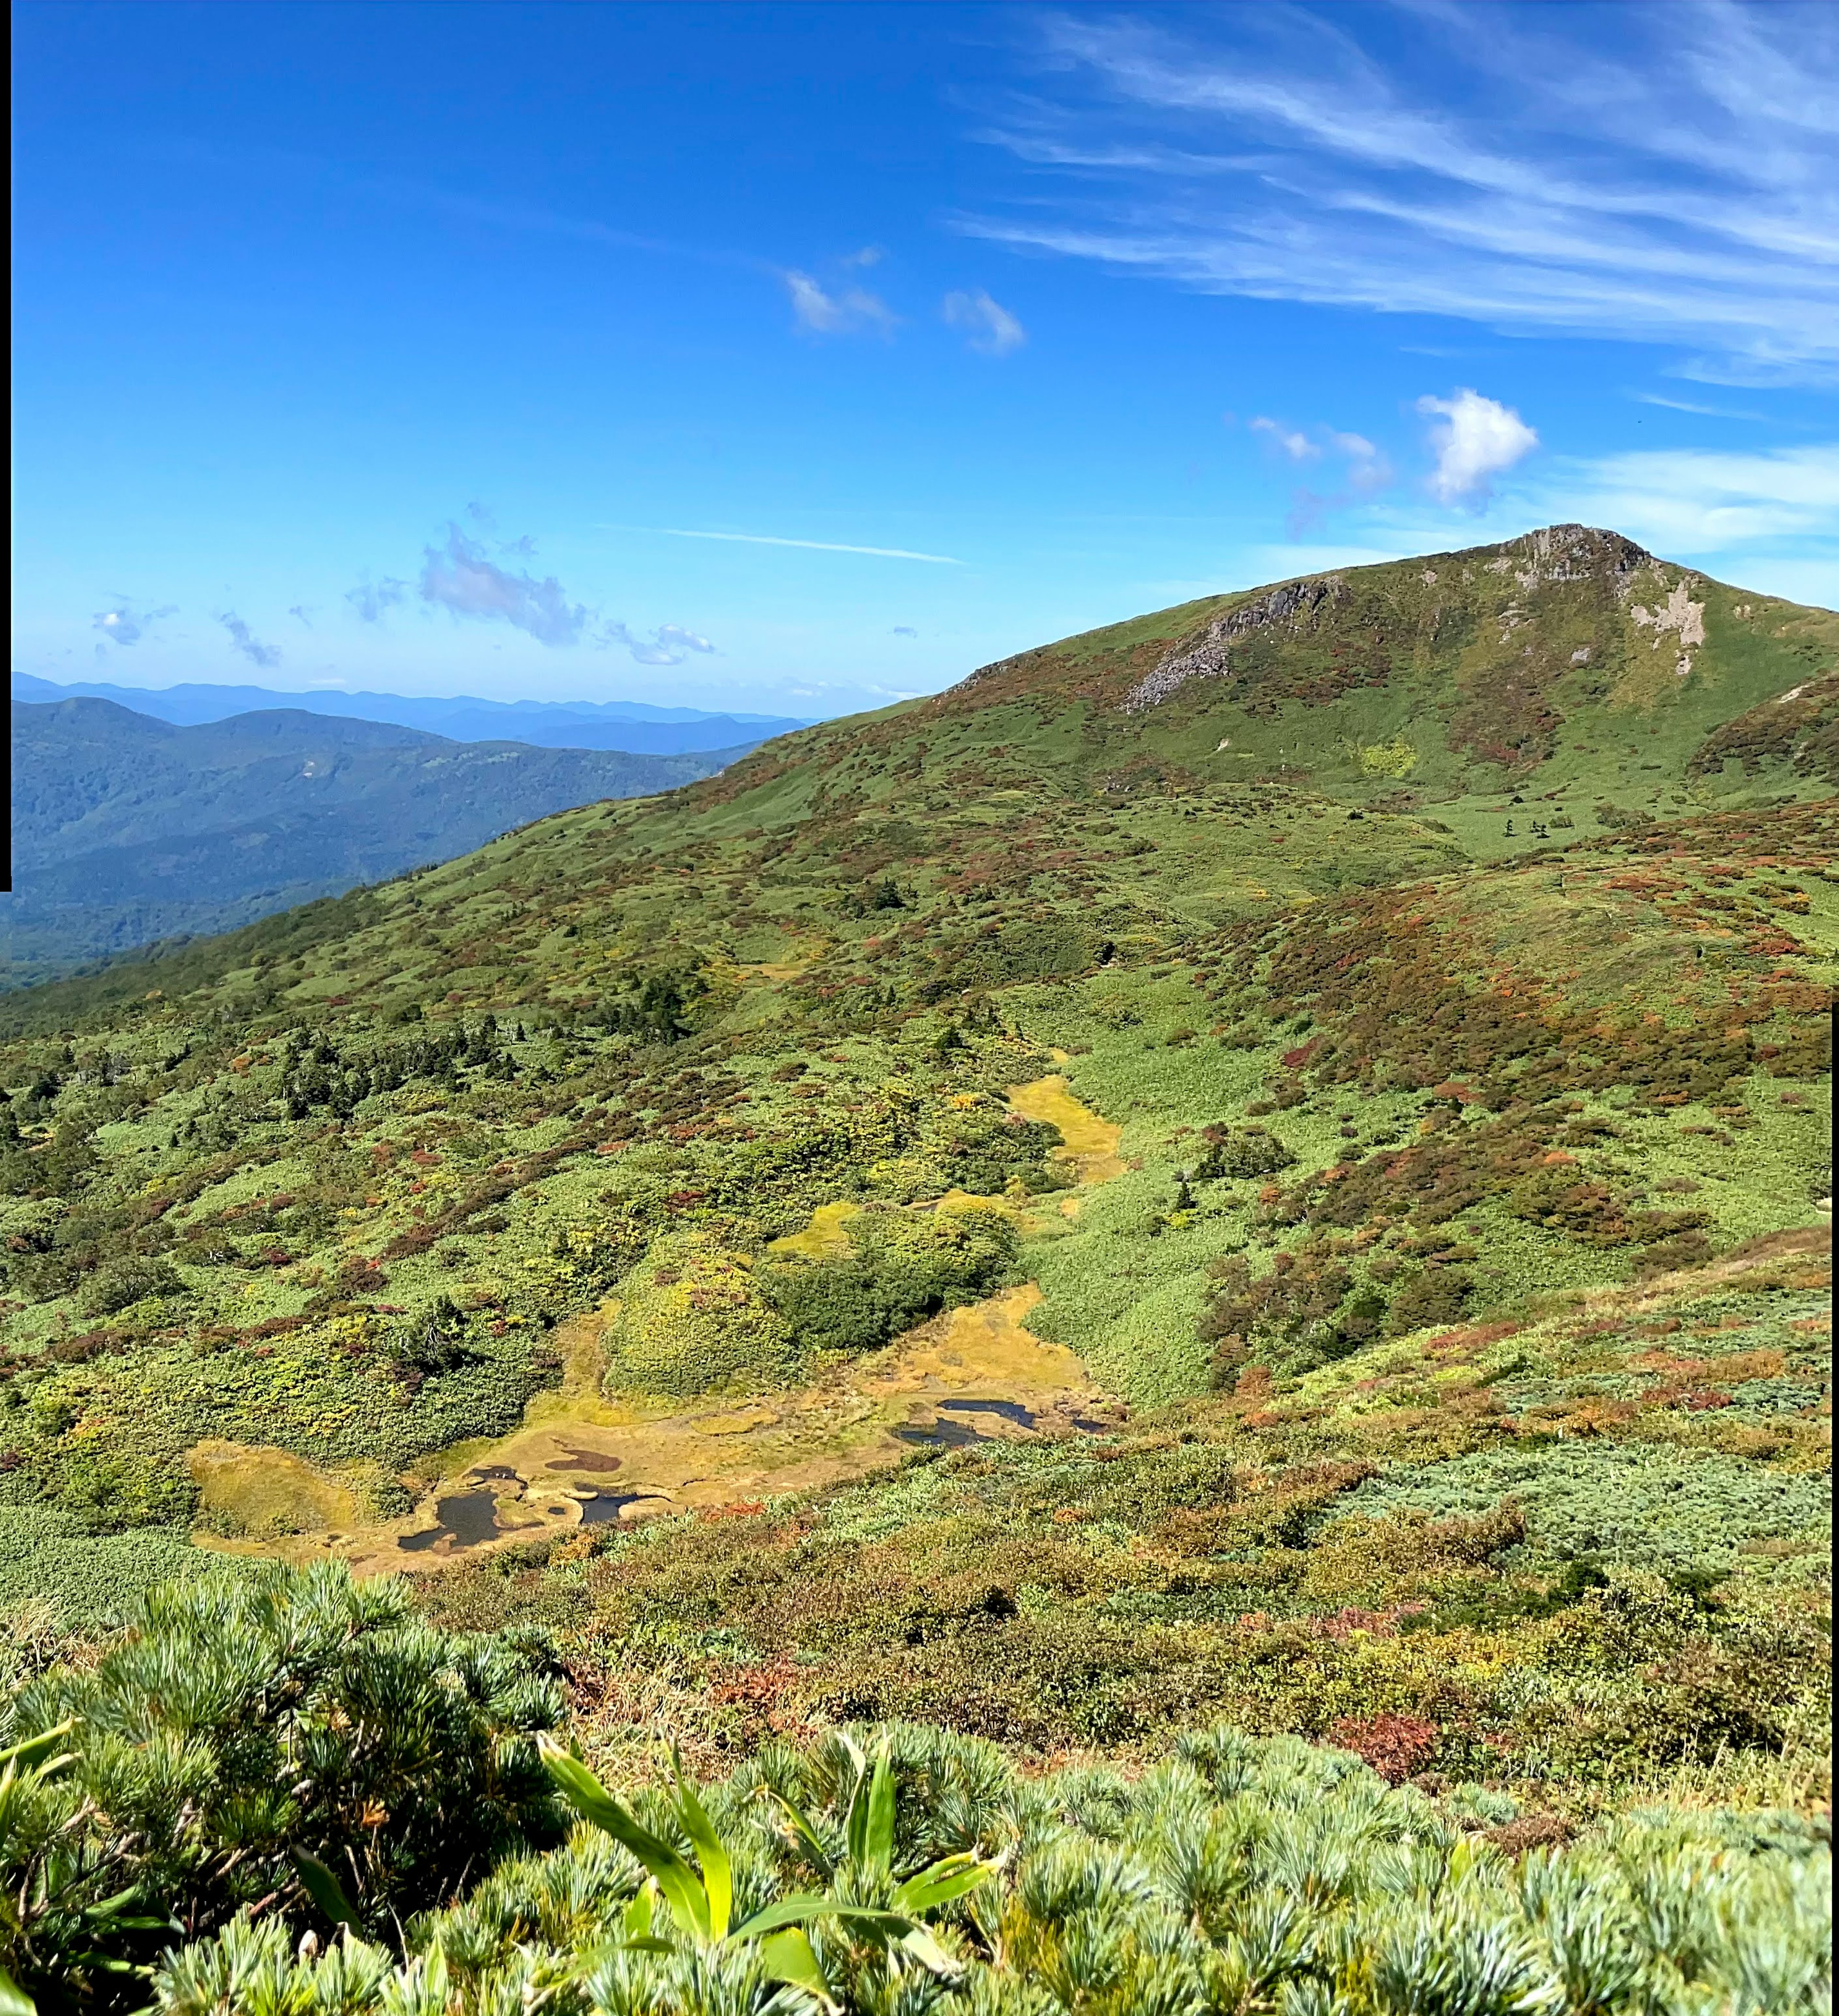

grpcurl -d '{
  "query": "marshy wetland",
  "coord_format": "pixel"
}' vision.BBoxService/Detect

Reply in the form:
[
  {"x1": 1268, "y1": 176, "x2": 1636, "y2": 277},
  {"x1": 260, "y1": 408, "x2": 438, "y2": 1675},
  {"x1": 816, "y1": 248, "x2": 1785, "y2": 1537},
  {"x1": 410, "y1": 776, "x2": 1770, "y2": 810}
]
[{"x1": 196, "y1": 1076, "x2": 1127, "y2": 1573}]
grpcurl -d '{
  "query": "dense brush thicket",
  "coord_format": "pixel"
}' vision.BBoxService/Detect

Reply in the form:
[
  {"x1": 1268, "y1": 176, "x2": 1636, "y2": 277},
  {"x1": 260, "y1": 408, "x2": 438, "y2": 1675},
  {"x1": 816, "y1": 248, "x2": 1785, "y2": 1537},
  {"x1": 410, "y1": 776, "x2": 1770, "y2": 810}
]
[{"x1": 3, "y1": 1564, "x2": 1829, "y2": 2016}]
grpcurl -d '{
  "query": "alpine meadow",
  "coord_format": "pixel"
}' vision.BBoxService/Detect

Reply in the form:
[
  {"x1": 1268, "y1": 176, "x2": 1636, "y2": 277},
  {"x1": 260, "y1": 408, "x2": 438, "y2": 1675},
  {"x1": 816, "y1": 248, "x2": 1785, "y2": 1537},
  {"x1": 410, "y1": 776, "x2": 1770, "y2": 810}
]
[{"x1": 2, "y1": 526, "x2": 1833, "y2": 2014}]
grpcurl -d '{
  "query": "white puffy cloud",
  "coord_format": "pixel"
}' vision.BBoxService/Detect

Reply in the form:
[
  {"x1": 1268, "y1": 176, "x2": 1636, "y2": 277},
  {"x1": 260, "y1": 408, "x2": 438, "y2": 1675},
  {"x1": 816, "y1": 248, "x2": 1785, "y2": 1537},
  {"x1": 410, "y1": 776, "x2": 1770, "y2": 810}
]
[
  {"x1": 942, "y1": 288, "x2": 1026, "y2": 354},
  {"x1": 1417, "y1": 388, "x2": 1538, "y2": 503},
  {"x1": 91, "y1": 600, "x2": 176, "y2": 646}
]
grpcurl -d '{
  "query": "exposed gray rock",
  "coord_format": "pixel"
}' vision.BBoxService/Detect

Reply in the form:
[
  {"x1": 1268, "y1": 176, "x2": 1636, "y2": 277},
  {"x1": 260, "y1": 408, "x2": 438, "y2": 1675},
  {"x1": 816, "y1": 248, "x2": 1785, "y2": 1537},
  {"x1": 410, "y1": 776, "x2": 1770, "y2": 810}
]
[{"x1": 1123, "y1": 574, "x2": 1348, "y2": 714}]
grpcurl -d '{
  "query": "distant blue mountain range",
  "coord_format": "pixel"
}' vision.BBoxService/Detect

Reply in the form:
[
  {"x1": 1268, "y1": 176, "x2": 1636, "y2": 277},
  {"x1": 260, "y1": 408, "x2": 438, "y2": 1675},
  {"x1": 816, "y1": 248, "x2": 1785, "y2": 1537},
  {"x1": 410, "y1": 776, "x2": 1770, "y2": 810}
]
[{"x1": 9, "y1": 674, "x2": 813, "y2": 755}]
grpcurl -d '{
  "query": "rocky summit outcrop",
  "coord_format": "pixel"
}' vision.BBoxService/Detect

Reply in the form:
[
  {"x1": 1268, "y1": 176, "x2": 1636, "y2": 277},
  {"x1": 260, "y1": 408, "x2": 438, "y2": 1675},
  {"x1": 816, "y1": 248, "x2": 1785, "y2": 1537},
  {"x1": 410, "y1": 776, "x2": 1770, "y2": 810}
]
[{"x1": 1124, "y1": 572, "x2": 1351, "y2": 714}]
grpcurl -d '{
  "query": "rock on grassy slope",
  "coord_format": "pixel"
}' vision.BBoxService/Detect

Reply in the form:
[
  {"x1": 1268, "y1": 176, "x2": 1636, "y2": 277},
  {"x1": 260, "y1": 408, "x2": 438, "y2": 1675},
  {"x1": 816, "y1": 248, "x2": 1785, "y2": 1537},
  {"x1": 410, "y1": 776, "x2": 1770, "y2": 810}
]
[{"x1": 0, "y1": 528, "x2": 1828, "y2": 1806}]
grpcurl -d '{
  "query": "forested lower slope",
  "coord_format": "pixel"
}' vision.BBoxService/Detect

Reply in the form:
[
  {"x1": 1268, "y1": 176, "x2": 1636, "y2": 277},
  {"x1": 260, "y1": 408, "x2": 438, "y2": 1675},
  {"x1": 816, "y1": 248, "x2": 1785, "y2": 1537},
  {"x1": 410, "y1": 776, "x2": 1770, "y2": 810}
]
[
  {"x1": 0, "y1": 526, "x2": 1830, "y2": 2013},
  {"x1": 5, "y1": 699, "x2": 751, "y2": 984}
]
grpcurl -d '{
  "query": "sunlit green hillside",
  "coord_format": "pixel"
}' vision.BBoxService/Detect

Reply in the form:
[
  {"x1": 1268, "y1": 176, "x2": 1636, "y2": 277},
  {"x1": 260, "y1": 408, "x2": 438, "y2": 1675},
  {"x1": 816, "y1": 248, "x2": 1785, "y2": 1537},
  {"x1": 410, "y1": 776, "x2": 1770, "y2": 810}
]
[{"x1": 1, "y1": 527, "x2": 1830, "y2": 2012}]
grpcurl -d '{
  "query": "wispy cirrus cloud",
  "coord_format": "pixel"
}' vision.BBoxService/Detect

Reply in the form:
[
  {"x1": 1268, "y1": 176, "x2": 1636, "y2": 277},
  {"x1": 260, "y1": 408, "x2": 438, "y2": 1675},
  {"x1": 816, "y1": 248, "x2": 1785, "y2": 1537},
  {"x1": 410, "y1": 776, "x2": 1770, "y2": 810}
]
[
  {"x1": 640, "y1": 526, "x2": 965, "y2": 565},
  {"x1": 784, "y1": 270, "x2": 898, "y2": 337},
  {"x1": 942, "y1": 287, "x2": 1026, "y2": 353},
  {"x1": 962, "y1": 2, "x2": 1839, "y2": 384},
  {"x1": 1255, "y1": 441, "x2": 1839, "y2": 606},
  {"x1": 216, "y1": 611, "x2": 282, "y2": 668},
  {"x1": 1544, "y1": 442, "x2": 1839, "y2": 556}
]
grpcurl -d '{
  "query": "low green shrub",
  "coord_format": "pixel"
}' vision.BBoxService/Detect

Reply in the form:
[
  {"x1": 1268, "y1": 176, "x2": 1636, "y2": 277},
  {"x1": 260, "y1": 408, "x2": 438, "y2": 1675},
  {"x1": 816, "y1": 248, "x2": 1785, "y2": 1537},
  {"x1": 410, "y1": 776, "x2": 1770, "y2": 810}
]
[{"x1": 0, "y1": 1562, "x2": 565, "y2": 2008}]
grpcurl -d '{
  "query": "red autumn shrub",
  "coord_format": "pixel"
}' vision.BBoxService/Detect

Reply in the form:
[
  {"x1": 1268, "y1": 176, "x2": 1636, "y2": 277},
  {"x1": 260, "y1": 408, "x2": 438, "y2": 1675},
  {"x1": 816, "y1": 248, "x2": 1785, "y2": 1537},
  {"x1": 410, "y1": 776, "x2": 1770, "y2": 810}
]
[{"x1": 1328, "y1": 1711, "x2": 1439, "y2": 1783}]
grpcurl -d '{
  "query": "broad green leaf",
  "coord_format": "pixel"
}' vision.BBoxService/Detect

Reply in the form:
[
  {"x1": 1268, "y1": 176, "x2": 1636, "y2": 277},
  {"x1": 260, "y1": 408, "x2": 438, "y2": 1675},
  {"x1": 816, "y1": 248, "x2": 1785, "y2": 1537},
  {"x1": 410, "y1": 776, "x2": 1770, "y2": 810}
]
[
  {"x1": 673, "y1": 1758, "x2": 733, "y2": 1941},
  {"x1": 292, "y1": 1849, "x2": 361, "y2": 1931},
  {"x1": 623, "y1": 1880, "x2": 657, "y2": 1944},
  {"x1": 0, "y1": 1962, "x2": 36, "y2": 2016},
  {"x1": 733, "y1": 1897, "x2": 915, "y2": 1939},
  {"x1": 892, "y1": 1853, "x2": 996, "y2": 1914},
  {"x1": 542, "y1": 1746, "x2": 711, "y2": 1941},
  {"x1": 0, "y1": 1720, "x2": 77, "y2": 1775},
  {"x1": 756, "y1": 1926, "x2": 836, "y2": 2010}
]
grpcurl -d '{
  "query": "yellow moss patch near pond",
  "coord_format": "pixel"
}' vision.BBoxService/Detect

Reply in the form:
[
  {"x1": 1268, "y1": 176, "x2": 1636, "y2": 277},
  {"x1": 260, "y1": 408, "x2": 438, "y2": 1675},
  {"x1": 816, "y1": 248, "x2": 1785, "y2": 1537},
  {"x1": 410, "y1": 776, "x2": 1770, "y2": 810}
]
[
  {"x1": 215, "y1": 1073, "x2": 1129, "y2": 1576},
  {"x1": 1009, "y1": 1073, "x2": 1127, "y2": 1189},
  {"x1": 189, "y1": 1440, "x2": 364, "y2": 1542},
  {"x1": 321, "y1": 1279, "x2": 1107, "y2": 1576},
  {"x1": 767, "y1": 1199, "x2": 863, "y2": 1259}
]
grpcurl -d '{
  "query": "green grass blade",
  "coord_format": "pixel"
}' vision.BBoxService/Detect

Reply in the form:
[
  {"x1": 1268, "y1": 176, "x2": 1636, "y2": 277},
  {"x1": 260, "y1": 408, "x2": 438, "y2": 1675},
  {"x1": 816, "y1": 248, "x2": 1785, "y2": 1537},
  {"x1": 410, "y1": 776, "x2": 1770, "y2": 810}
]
[
  {"x1": 733, "y1": 1897, "x2": 913, "y2": 1938},
  {"x1": 864, "y1": 1746, "x2": 896, "y2": 1871},
  {"x1": 892, "y1": 1854, "x2": 996, "y2": 1914}
]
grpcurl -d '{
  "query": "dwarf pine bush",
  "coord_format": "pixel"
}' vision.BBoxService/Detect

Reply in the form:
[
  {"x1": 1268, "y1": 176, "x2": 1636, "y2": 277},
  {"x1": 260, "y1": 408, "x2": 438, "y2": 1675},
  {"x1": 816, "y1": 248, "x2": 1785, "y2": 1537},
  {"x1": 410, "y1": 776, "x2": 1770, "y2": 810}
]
[
  {"x1": 0, "y1": 1562, "x2": 565, "y2": 2008},
  {"x1": 133, "y1": 1713, "x2": 1828, "y2": 2016}
]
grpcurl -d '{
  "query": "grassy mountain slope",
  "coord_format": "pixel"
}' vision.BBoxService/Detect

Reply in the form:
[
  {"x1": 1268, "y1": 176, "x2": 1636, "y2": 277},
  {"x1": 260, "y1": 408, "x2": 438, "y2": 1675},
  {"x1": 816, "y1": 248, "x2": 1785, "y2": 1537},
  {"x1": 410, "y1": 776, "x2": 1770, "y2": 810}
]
[
  {"x1": 4, "y1": 698, "x2": 752, "y2": 984},
  {"x1": 0, "y1": 527, "x2": 1828, "y2": 1834}
]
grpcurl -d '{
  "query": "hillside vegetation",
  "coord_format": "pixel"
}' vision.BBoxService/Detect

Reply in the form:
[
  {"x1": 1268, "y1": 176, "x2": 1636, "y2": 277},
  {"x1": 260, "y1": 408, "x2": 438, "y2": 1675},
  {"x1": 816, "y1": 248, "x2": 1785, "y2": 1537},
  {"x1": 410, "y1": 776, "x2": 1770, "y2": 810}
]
[
  {"x1": 5, "y1": 699, "x2": 751, "y2": 984},
  {"x1": 0, "y1": 526, "x2": 1830, "y2": 2012}
]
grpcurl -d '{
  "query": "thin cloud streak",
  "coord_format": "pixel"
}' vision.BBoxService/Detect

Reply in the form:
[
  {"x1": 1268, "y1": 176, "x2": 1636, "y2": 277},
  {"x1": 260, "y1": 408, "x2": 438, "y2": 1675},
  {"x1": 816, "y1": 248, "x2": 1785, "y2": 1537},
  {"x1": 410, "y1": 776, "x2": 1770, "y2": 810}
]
[
  {"x1": 640, "y1": 528, "x2": 965, "y2": 565},
  {"x1": 962, "y1": 2, "x2": 1839, "y2": 383}
]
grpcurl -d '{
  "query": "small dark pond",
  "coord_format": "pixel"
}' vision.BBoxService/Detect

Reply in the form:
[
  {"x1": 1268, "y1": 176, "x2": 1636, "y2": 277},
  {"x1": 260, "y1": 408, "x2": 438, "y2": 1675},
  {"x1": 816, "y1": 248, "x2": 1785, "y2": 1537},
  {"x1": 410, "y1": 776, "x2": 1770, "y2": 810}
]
[
  {"x1": 398, "y1": 1490, "x2": 504, "y2": 1552},
  {"x1": 578, "y1": 1492, "x2": 648, "y2": 1524},
  {"x1": 938, "y1": 1397, "x2": 1038, "y2": 1427},
  {"x1": 546, "y1": 1448, "x2": 625, "y2": 1473},
  {"x1": 893, "y1": 1417, "x2": 989, "y2": 1449}
]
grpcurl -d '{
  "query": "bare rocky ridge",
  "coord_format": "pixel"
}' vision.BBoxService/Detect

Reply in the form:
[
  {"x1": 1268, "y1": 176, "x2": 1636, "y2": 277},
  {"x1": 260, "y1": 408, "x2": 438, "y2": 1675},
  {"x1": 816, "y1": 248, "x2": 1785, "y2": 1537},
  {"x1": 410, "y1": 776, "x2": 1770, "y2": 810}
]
[{"x1": 1124, "y1": 573, "x2": 1351, "y2": 714}]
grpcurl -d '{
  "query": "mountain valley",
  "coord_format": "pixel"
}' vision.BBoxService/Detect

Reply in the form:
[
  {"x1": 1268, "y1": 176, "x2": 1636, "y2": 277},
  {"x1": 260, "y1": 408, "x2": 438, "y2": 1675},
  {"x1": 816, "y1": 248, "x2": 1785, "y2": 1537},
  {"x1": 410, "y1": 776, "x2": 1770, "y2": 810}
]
[{"x1": 2, "y1": 525, "x2": 1831, "y2": 2011}]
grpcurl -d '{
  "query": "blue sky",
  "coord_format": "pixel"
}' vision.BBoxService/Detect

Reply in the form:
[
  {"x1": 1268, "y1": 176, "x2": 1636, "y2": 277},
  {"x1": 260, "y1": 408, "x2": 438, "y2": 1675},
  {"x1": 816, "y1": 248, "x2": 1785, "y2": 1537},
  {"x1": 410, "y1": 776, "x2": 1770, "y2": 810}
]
[{"x1": 13, "y1": 0, "x2": 1837, "y2": 717}]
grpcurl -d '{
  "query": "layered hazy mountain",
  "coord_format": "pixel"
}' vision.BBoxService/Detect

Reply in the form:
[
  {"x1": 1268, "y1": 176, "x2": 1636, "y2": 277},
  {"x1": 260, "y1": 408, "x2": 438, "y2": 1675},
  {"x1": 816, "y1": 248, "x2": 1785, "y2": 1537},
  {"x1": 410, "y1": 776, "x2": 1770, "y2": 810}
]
[
  {"x1": 5, "y1": 698, "x2": 756, "y2": 985},
  {"x1": 11, "y1": 673, "x2": 811, "y2": 754}
]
